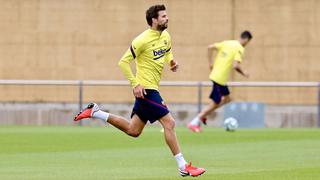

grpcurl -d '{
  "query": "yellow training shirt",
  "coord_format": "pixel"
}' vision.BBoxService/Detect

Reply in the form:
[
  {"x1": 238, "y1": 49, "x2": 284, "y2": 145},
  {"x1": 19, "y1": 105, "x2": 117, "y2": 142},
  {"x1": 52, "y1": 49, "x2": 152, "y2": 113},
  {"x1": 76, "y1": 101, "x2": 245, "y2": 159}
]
[
  {"x1": 209, "y1": 40, "x2": 244, "y2": 85},
  {"x1": 118, "y1": 29, "x2": 173, "y2": 90}
]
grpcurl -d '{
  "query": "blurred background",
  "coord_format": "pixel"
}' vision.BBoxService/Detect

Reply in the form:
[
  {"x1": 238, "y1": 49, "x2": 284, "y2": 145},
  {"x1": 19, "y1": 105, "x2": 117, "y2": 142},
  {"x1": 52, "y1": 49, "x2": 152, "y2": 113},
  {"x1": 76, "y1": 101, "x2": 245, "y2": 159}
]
[{"x1": 0, "y1": 0, "x2": 318, "y2": 127}]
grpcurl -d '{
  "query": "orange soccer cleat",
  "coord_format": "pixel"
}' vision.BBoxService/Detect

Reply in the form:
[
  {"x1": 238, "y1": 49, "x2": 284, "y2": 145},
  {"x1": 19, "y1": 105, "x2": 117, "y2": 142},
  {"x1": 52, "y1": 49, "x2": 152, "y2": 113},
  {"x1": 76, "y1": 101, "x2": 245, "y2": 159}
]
[
  {"x1": 187, "y1": 123, "x2": 202, "y2": 133},
  {"x1": 179, "y1": 162, "x2": 206, "y2": 177},
  {"x1": 74, "y1": 103, "x2": 99, "y2": 121}
]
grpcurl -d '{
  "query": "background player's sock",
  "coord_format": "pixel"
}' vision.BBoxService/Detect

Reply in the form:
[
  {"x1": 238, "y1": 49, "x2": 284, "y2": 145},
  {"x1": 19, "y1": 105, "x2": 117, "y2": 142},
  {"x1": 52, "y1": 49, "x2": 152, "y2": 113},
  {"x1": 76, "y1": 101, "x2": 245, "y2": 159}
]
[
  {"x1": 190, "y1": 116, "x2": 200, "y2": 126},
  {"x1": 92, "y1": 110, "x2": 109, "y2": 122},
  {"x1": 174, "y1": 153, "x2": 187, "y2": 170}
]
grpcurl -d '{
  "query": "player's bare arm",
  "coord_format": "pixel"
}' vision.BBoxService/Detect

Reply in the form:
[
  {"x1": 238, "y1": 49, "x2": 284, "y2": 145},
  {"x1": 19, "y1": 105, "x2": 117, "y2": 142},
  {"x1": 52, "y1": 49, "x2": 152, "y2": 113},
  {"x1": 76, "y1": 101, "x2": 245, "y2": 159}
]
[
  {"x1": 207, "y1": 44, "x2": 218, "y2": 70},
  {"x1": 233, "y1": 61, "x2": 249, "y2": 78}
]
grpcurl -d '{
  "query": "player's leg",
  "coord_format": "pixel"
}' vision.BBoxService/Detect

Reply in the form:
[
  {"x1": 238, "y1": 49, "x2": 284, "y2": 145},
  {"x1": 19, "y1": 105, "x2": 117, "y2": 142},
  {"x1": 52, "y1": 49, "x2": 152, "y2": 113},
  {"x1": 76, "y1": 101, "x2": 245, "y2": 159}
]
[
  {"x1": 198, "y1": 101, "x2": 219, "y2": 120},
  {"x1": 187, "y1": 101, "x2": 218, "y2": 132},
  {"x1": 188, "y1": 82, "x2": 231, "y2": 132},
  {"x1": 137, "y1": 89, "x2": 205, "y2": 176},
  {"x1": 220, "y1": 94, "x2": 232, "y2": 106},
  {"x1": 108, "y1": 114, "x2": 145, "y2": 137},
  {"x1": 188, "y1": 83, "x2": 221, "y2": 131},
  {"x1": 159, "y1": 113, "x2": 180, "y2": 155},
  {"x1": 74, "y1": 103, "x2": 145, "y2": 137},
  {"x1": 198, "y1": 95, "x2": 232, "y2": 119},
  {"x1": 159, "y1": 113, "x2": 205, "y2": 177}
]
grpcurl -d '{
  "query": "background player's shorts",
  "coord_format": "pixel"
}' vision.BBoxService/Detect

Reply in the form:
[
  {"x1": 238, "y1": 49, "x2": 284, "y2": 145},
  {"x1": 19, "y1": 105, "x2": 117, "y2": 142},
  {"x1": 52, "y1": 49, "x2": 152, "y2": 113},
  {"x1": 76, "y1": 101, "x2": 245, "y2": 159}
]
[
  {"x1": 131, "y1": 89, "x2": 169, "y2": 124},
  {"x1": 209, "y1": 81, "x2": 230, "y2": 104}
]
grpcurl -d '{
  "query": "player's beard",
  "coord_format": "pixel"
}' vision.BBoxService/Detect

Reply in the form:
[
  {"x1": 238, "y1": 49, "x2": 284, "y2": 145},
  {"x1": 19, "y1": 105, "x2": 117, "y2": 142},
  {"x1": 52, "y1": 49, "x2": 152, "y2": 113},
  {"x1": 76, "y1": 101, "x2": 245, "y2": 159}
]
[{"x1": 157, "y1": 22, "x2": 168, "y2": 31}]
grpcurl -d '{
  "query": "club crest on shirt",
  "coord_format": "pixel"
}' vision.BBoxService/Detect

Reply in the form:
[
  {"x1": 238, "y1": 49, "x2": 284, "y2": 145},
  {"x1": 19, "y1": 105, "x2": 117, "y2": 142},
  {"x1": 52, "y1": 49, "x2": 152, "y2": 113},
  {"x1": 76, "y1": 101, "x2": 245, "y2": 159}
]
[{"x1": 164, "y1": 40, "x2": 168, "y2": 45}]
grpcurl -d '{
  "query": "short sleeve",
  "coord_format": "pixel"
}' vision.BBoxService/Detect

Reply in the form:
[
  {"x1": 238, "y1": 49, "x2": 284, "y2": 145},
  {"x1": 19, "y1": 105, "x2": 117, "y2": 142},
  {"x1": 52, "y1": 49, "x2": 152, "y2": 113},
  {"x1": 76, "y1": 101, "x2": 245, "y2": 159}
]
[
  {"x1": 234, "y1": 49, "x2": 244, "y2": 62},
  {"x1": 214, "y1": 41, "x2": 224, "y2": 50}
]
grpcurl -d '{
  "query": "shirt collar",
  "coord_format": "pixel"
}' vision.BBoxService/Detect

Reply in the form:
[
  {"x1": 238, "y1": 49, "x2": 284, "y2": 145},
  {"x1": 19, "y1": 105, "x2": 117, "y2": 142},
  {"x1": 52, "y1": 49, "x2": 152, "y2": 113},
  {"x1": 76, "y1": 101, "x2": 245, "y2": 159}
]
[{"x1": 149, "y1": 28, "x2": 162, "y2": 36}]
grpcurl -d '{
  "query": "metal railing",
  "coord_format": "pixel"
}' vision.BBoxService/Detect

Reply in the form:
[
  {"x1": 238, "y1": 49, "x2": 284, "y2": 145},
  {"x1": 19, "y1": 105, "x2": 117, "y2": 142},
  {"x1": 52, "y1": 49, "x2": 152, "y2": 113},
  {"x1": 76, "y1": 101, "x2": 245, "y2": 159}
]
[{"x1": 0, "y1": 80, "x2": 319, "y2": 127}]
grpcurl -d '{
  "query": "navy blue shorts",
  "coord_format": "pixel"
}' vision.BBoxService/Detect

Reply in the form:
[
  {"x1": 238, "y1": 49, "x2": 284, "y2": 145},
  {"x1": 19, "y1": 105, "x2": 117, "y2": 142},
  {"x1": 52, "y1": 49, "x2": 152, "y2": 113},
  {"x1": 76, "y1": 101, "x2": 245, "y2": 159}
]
[
  {"x1": 131, "y1": 89, "x2": 169, "y2": 124},
  {"x1": 209, "y1": 81, "x2": 230, "y2": 104}
]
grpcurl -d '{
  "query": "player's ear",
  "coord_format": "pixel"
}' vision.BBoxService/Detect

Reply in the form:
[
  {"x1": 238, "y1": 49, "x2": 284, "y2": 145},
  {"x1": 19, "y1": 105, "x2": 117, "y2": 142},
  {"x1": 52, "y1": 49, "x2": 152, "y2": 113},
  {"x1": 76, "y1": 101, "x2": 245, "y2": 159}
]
[{"x1": 152, "y1": 17, "x2": 157, "y2": 24}]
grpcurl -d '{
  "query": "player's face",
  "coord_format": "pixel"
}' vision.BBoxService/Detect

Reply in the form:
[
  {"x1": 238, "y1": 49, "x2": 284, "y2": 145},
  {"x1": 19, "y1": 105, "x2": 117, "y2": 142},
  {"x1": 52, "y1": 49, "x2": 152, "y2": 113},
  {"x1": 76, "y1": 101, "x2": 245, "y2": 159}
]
[
  {"x1": 241, "y1": 38, "x2": 251, "y2": 47},
  {"x1": 155, "y1": 10, "x2": 168, "y2": 31}
]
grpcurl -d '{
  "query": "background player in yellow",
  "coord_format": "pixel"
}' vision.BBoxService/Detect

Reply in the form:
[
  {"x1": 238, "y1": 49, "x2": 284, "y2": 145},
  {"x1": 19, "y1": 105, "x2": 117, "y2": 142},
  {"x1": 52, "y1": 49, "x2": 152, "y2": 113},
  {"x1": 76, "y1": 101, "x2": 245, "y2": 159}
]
[
  {"x1": 74, "y1": 4, "x2": 205, "y2": 177},
  {"x1": 188, "y1": 31, "x2": 253, "y2": 132}
]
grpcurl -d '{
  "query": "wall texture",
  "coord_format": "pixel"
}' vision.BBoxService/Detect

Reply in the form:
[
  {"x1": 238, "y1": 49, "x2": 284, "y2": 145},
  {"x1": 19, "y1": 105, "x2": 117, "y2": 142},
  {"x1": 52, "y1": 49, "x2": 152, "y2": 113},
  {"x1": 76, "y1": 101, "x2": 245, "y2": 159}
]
[{"x1": 0, "y1": 0, "x2": 318, "y2": 104}]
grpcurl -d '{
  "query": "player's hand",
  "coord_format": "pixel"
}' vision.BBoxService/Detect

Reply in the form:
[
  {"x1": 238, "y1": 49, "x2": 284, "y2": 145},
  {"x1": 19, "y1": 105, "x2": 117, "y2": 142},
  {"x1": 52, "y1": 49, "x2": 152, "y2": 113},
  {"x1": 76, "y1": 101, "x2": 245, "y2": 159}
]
[
  {"x1": 170, "y1": 60, "x2": 179, "y2": 72},
  {"x1": 244, "y1": 72, "x2": 250, "y2": 78},
  {"x1": 133, "y1": 84, "x2": 147, "y2": 98}
]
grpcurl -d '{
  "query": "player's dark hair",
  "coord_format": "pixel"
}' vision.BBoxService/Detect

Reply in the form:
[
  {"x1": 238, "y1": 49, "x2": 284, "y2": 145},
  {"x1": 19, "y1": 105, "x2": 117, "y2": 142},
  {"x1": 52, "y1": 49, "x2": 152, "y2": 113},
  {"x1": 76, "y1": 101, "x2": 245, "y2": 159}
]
[
  {"x1": 146, "y1": 4, "x2": 166, "y2": 26},
  {"x1": 240, "y1": 30, "x2": 253, "y2": 40}
]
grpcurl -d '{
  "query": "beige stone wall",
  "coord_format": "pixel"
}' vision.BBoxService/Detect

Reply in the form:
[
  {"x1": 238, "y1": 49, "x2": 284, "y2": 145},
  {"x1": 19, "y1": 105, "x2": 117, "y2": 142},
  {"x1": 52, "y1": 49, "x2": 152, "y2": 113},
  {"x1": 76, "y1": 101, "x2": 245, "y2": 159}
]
[{"x1": 0, "y1": 0, "x2": 318, "y2": 104}]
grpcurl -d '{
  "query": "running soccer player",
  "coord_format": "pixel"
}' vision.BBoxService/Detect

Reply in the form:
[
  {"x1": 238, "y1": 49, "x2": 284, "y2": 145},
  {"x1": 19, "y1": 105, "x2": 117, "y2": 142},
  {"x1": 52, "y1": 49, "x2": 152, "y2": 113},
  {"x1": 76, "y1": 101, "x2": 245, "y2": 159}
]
[
  {"x1": 188, "y1": 31, "x2": 253, "y2": 132},
  {"x1": 74, "y1": 4, "x2": 205, "y2": 177}
]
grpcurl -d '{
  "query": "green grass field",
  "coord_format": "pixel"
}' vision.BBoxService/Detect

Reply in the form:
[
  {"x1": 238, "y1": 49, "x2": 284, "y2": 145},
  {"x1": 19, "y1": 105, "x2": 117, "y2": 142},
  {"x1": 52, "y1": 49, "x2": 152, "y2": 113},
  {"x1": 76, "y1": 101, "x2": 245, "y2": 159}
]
[{"x1": 0, "y1": 126, "x2": 320, "y2": 180}]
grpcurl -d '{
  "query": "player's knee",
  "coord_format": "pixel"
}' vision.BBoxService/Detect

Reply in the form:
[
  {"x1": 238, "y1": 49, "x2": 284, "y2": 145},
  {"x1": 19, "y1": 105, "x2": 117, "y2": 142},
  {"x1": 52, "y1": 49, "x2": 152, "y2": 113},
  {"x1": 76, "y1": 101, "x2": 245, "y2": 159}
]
[
  {"x1": 163, "y1": 119, "x2": 175, "y2": 131},
  {"x1": 127, "y1": 130, "x2": 141, "y2": 138},
  {"x1": 224, "y1": 97, "x2": 232, "y2": 104},
  {"x1": 220, "y1": 96, "x2": 232, "y2": 105},
  {"x1": 212, "y1": 101, "x2": 219, "y2": 108},
  {"x1": 128, "y1": 132, "x2": 141, "y2": 138}
]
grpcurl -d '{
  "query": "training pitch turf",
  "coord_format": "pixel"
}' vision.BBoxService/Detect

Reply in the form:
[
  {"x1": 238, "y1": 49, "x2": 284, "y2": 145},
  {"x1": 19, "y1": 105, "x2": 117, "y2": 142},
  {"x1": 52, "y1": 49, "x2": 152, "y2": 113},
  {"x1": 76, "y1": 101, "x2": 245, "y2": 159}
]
[{"x1": 0, "y1": 126, "x2": 320, "y2": 180}]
